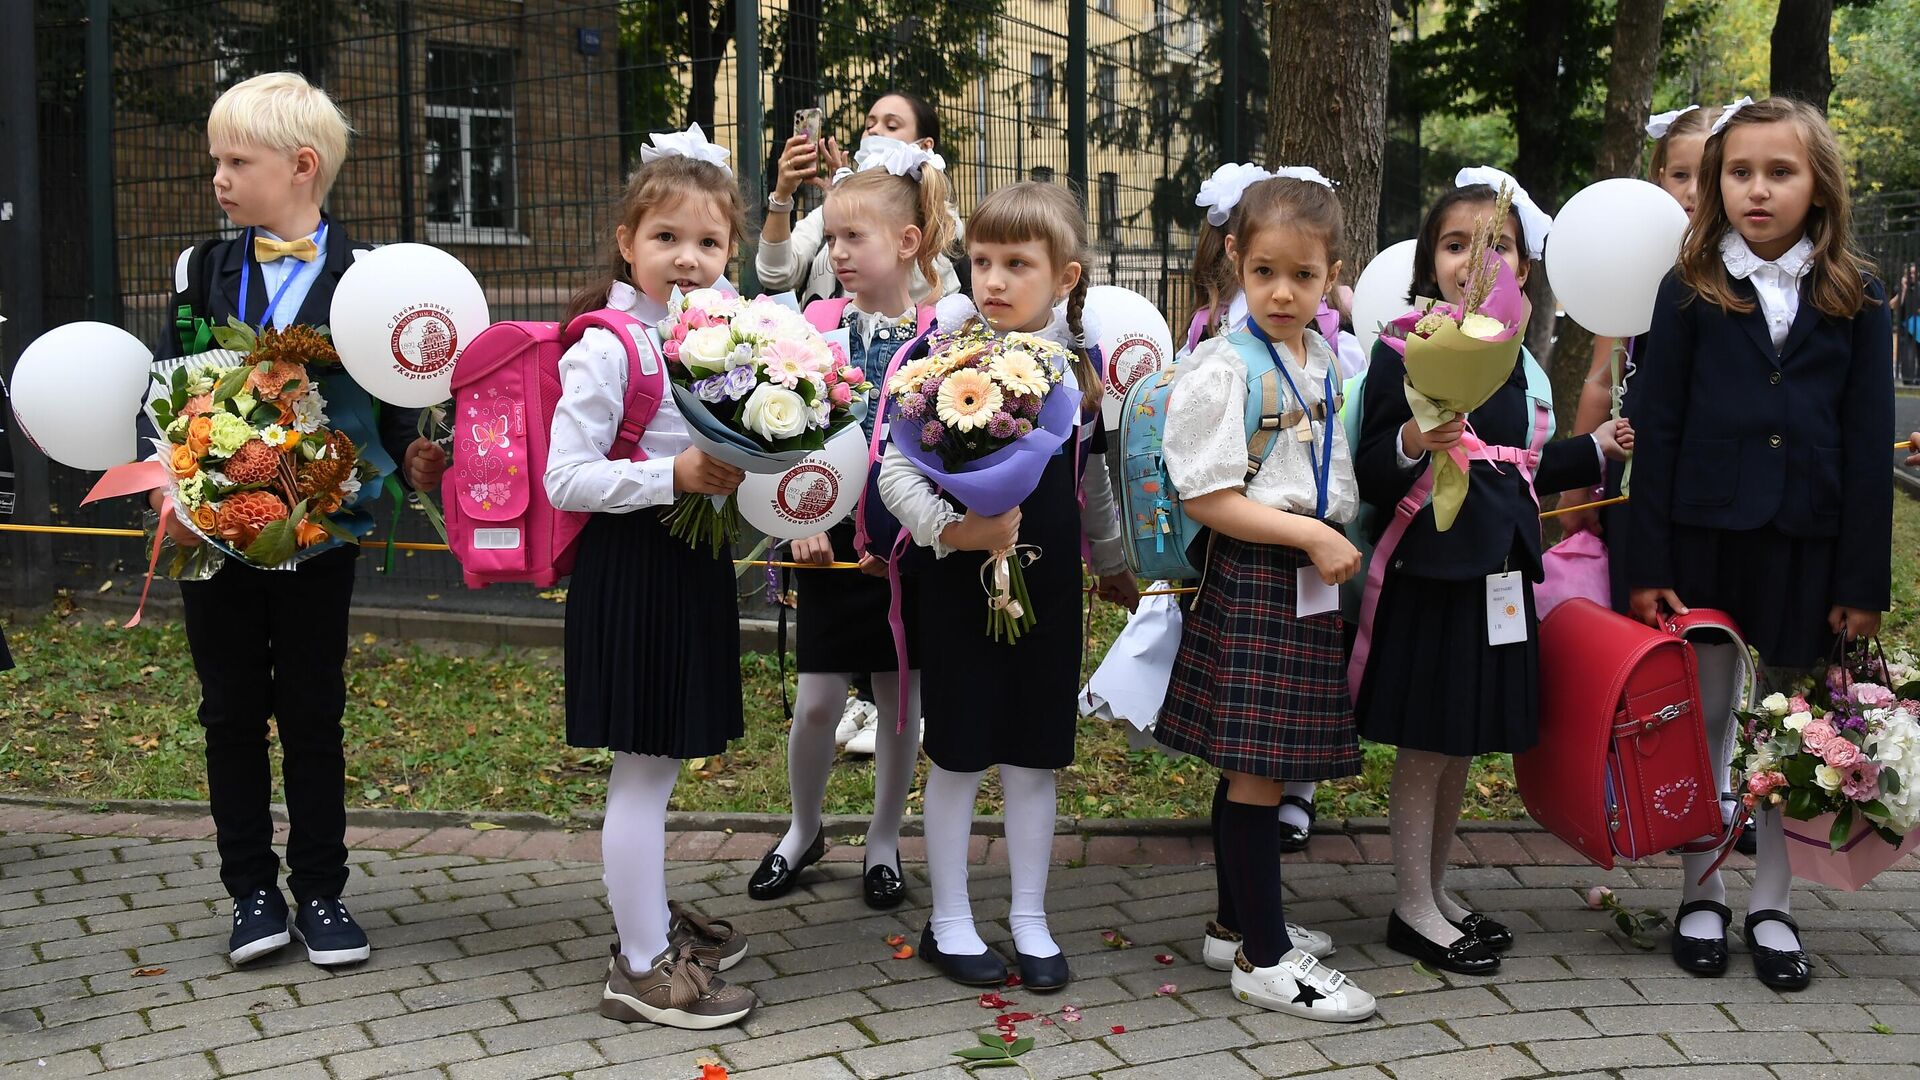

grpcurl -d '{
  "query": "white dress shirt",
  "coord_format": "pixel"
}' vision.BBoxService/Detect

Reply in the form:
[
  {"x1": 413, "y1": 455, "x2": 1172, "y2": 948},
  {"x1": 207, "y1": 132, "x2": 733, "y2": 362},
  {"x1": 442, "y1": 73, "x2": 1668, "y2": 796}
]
[
  {"x1": 543, "y1": 281, "x2": 690, "y2": 513},
  {"x1": 1720, "y1": 231, "x2": 1815, "y2": 351}
]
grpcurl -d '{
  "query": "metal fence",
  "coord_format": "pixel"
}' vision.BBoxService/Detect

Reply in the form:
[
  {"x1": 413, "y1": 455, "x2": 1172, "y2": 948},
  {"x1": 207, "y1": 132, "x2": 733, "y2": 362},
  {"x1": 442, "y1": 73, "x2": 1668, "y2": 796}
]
[
  {"x1": 1859, "y1": 191, "x2": 1920, "y2": 388},
  {"x1": 4, "y1": 0, "x2": 1415, "y2": 612}
]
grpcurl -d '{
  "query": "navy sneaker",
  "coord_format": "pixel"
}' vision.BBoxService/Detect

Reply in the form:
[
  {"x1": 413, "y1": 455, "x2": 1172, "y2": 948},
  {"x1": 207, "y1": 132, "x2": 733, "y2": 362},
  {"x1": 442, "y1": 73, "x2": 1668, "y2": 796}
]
[
  {"x1": 228, "y1": 887, "x2": 291, "y2": 965},
  {"x1": 290, "y1": 896, "x2": 371, "y2": 966}
]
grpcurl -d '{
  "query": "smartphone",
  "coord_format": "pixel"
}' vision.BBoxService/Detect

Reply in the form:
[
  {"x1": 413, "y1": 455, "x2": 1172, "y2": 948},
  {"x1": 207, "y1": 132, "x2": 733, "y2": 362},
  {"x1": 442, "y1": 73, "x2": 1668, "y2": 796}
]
[{"x1": 793, "y1": 107, "x2": 824, "y2": 145}]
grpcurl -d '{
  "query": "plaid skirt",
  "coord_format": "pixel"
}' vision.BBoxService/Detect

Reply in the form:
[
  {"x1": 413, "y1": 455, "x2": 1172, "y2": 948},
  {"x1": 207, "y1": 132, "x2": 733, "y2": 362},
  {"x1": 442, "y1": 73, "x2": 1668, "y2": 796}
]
[{"x1": 1154, "y1": 534, "x2": 1362, "y2": 781}]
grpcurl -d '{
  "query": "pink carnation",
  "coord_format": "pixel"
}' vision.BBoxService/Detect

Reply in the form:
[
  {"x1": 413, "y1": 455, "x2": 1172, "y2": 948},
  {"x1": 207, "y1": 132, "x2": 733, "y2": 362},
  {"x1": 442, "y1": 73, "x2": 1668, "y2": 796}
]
[
  {"x1": 1747, "y1": 771, "x2": 1788, "y2": 797},
  {"x1": 829, "y1": 382, "x2": 854, "y2": 407},
  {"x1": 1851, "y1": 683, "x2": 1896, "y2": 709},
  {"x1": 1820, "y1": 738, "x2": 1867, "y2": 771},
  {"x1": 1801, "y1": 717, "x2": 1840, "y2": 756},
  {"x1": 1841, "y1": 761, "x2": 1883, "y2": 802}
]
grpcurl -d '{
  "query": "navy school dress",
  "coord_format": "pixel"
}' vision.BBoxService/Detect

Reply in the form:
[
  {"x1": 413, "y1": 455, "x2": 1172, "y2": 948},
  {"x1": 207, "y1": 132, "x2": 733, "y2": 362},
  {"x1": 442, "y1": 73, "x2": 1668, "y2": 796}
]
[
  {"x1": 1625, "y1": 271, "x2": 1893, "y2": 667},
  {"x1": 907, "y1": 424, "x2": 1101, "y2": 774},
  {"x1": 1352, "y1": 341, "x2": 1603, "y2": 757},
  {"x1": 795, "y1": 309, "x2": 923, "y2": 674}
]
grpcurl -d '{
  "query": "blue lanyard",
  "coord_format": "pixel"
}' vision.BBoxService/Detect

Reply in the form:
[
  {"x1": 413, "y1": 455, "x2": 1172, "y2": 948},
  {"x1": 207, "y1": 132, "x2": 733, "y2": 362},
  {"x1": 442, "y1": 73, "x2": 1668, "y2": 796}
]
[
  {"x1": 1249, "y1": 323, "x2": 1336, "y2": 519},
  {"x1": 237, "y1": 220, "x2": 328, "y2": 331}
]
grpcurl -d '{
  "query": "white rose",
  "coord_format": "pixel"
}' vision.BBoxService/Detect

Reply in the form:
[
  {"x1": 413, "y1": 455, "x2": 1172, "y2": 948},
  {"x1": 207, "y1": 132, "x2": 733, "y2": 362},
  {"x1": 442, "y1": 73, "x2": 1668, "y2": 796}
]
[
  {"x1": 741, "y1": 383, "x2": 810, "y2": 441},
  {"x1": 1815, "y1": 764, "x2": 1845, "y2": 793},
  {"x1": 682, "y1": 287, "x2": 730, "y2": 311},
  {"x1": 680, "y1": 326, "x2": 736, "y2": 375},
  {"x1": 1761, "y1": 692, "x2": 1790, "y2": 717},
  {"x1": 1784, "y1": 712, "x2": 1812, "y2": 732}
]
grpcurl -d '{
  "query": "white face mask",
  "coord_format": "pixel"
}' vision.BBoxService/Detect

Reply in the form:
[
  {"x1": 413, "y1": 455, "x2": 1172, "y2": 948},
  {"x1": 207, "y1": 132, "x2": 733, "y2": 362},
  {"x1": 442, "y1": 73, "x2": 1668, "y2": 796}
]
[{"x1": 854, "y1": 135, "x2": 913, "y2": 168}]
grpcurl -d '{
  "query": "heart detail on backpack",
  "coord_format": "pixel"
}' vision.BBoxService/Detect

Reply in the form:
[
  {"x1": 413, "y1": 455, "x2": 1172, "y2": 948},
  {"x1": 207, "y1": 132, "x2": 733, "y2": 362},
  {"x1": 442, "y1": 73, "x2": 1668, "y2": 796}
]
[
  {"x1": 1652, "y1": 776, "x2": 1701, "y2": 822},
  {"x1": 459, "y1": 450, "x2": 510, "y2": 510}
]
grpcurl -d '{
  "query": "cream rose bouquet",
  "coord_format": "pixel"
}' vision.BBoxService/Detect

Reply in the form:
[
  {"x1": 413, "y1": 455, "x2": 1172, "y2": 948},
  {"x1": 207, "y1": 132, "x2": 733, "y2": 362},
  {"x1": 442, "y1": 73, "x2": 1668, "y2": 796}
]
[{"x1": 656, "y1": 289, "x2": 865, "y2": 553}]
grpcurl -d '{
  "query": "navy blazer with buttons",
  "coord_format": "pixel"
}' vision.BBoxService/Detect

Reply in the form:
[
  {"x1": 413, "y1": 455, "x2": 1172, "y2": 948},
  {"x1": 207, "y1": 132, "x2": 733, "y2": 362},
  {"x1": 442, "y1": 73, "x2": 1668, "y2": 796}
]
[
  {"x1": 1624, "y1": 269, "x2": 1893, "y2": 612},
  {"x1": 1355, "y1": 340, "x2": 1603, "y2": 582}
]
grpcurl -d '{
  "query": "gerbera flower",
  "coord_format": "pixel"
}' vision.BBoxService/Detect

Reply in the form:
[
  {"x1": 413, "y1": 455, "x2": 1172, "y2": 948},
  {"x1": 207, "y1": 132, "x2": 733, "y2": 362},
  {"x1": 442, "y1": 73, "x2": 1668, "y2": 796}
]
[
  {"x1": 989, "y1": 347, "x2": 1053, "y2": 397},
  {"x1": 888, "y1": 357, "x2": 937, "y2": 395},
  {"x1": 936, "y1": 370, "x2": 1003, "y2": 433}
]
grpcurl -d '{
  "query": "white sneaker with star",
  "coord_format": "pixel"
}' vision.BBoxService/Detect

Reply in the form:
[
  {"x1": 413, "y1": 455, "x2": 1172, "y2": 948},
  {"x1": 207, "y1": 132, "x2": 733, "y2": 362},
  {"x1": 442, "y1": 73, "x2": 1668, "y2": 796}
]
[
  {"x1": 1202, "y1": 920, "x2": 1333, "y2": 970},
  {"x1": 833, "y1": 697, "x2": 877, "y2": 747},
  {"x1": 1230, "y1": 947, "x2": 1375, "y2": 1022}
]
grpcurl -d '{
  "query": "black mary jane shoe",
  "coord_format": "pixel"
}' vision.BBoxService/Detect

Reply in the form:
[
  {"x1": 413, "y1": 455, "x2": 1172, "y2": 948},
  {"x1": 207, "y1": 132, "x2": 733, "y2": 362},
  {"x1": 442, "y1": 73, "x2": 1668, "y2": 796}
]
[
  {"x1": 1451, "y1": 912, "x2": 1514, "y2": 952},
  {"x1": 747, "y1": 828, "x2": 825, "y2": 901},
  {"x1": 1670, "y1": 899, "x2": 1731, "y2": 976},
  {"x1": 1386, "y1": 910, "x2": 1500, "y2": 976},
  {"x1": 1016, "y1": 950, "x2": 1070, "y2": 993},
  {"x1": 1744, "y1": 909, "x2": 1812, "y2": 991},
  {"x1": 919, "y1": 924, "x2": 1009, "y2": 987},
  {"x1": 862, "y1": 857, "x2": 907, "y2": 910},
  {"x1": 1734, "y1": 811, "x2": 1759, "y2": 856},
  {"x1": 1276, "y1": 794, "x2": 1316, "y2": 855}
]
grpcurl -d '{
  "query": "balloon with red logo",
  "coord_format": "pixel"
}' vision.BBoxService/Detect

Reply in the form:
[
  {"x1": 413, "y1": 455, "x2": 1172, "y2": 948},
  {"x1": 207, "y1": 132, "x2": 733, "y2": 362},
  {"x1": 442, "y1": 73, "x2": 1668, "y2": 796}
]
[
  {"x1": 329, "y1": 243, "x2": 489, "y2": 408},
  {"x1": 737, "y1": 425, "x2": 870, "y2": 540}
]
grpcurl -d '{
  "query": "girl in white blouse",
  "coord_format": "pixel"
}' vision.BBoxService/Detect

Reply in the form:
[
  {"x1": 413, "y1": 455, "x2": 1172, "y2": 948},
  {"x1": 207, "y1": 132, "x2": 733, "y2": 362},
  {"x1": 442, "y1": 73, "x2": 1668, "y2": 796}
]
[
  {"x1": 1151, "y1": 175, "x2": 1377, "y2": 1023},
  {"x1": 543, "y1": 131, "x2": 758, "y2": 1030}
]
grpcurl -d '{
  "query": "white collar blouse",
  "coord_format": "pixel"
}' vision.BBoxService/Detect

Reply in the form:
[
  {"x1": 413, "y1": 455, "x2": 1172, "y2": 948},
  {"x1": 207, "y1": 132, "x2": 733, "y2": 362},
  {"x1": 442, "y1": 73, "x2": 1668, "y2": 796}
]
[{"x1": 1720, "y1": 231, "x2": 1815, "y2": 351}]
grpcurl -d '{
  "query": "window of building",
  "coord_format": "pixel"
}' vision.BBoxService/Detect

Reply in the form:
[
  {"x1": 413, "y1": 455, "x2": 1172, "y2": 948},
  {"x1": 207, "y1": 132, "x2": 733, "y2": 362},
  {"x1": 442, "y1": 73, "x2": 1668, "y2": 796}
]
[
  {"x1": 1029, "y1": 52, "x2": 1054, "y2": 119},
  {"x1": 425, "y1": 45, "x2": 519, "y2": 237},
  {"x1": 1095, "y1": 64, "x2": 1117, "y2": 126},
  {"x1": 1098, "y1": 172, "x2": 1120, "y2": 243}
]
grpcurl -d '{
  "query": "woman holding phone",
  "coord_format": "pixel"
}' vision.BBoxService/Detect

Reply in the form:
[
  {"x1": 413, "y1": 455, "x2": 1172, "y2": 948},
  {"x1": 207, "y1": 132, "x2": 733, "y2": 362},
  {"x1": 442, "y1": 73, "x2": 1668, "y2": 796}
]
[{"x1": 757, "y1": 91, "x2": 964, "y2": 305}]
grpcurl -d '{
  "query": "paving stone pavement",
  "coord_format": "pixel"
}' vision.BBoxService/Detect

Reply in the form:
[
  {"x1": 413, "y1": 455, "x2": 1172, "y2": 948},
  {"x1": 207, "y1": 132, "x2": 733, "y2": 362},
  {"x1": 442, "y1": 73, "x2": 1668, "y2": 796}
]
[{"x1": 2, "y1": 805, "x2": 1919, "y2": 1079}]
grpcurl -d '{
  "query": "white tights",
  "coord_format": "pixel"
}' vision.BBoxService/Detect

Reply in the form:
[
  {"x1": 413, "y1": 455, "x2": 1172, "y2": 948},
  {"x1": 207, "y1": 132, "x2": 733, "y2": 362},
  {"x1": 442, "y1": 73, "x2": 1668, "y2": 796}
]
[
  {"x1": 1388, "y1": 748, "x2": 1474, "y2": 946},
  {"x1": 923, "y1": 763, "x2": 1060, "y2": 959},
  {"x1": 604, "y1": 752, "x2": 680, "y2": 969},
  {"x1": 775, "y1": 671, "x2": 923, "y2": 869}
]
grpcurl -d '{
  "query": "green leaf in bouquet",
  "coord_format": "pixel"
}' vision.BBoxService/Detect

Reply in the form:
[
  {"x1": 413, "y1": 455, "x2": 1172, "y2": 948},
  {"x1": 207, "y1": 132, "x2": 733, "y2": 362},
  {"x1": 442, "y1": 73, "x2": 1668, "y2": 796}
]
[
  {"x1": 1830, "y1": 804, "x2": 1856, "y2": 850},
  {"x1": 212, "y1": 363, "x2": 252, "y2": 403},
  {"x1": 313, "y1": 513, "x2": 361, "y2": 546},
  {"x1": 213, "y1": 317, "x2": 257, "y2": 353},
  {"x1": 151, "y1": 400, "x2": 175, "y2": 433},
  {"x1": 242, "y1": 499, "x2": 308, "y2": 567},
  {"x1": 169, "y1": 365, "x2": 188, "y2": 394},
  {"x1": 1897, "y1": 679, "x2": 1920, "y2": 701},
  {"x1": 1783, "y1": 754, "x2": 1815, "y2": 787},
  {"x1": 1885, "y1": 768, "x2": 1902, "y2": 795},
  {"x1": 1786, "y1": 786, "x2": 1819, "y2": 820},
  {"x1": 1862, "y1": 798, "x2": 1893, "y2": 820}
]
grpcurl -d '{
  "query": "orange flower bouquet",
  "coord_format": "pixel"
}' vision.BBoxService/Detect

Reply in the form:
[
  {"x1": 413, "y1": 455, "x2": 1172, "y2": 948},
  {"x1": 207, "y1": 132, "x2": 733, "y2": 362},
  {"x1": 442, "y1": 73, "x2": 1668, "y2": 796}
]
[{"x1": 145, "y1": 319, "x2": 374, "y2": 572}]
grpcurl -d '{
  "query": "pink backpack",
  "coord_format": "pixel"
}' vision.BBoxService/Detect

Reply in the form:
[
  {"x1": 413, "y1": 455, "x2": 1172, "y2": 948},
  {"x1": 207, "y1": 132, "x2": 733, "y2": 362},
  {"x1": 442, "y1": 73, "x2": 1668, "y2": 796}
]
[{"x1": 443, "y1": 309, "x2": 665, "y2": 588}]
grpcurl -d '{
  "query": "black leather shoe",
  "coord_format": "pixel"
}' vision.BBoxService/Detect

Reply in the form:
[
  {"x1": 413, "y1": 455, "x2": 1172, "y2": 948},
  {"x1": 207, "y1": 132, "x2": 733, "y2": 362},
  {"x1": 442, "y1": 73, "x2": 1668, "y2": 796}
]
[
  {"x1": 1744, "y1": 909, "x2": 1812, "y2": 991},
  {"x1": 863, "y1": 857, "x2": 906, "y2": 909},
  {"x1": 1016, "y1": 950, "x2": 1070, "y2": 993},
  {"x1": 747, "y1": 829, "x2": 825, "y2": 901},
  {"x1": 1735, "y1": 812, "x2": 1759, "y2": 856},
  {"x1": 1451, "y1": 912, "x2": 1514, "y2": 952},
  {"x1": 1670, "y1": 899, "x2": 1731, "y2": 976},
  {"x1": 1386, "y1": 910, "x2": 1500, "y2": 975},
  {"x1": 1276, "y1": 794, "x2": 1315, "y2": 854},
  {"x1": 919, "y1": 924, "x2": 1008, "y2": 986}
]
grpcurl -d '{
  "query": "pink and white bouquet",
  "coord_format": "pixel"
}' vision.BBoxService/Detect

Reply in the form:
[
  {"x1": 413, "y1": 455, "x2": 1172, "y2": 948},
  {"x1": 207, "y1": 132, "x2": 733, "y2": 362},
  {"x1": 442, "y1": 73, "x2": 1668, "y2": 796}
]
[
  {"x1": 656, "y1": 288, "x2": 866, "y2": 552},
  {"x1": 1735, "y1": 644, "x2": 1920, "y2": 888}
]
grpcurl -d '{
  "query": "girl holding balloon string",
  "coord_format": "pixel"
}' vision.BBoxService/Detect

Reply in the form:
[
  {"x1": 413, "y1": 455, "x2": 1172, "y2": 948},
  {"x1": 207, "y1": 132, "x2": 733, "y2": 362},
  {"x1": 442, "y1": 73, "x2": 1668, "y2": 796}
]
[{"x1": 749, "y1": 144, "x2": 956, "y2": 911}]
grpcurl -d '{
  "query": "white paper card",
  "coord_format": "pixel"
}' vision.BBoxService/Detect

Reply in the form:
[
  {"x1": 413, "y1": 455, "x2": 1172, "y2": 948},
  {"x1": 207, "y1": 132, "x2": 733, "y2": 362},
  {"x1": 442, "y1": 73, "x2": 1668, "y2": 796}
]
[
  {"x1": 1486, "y1": 571, "x2": 1528, "y2": 646},
  {"x1": 1296, "y1": 566, "x2": 1340, "y2": 618}
]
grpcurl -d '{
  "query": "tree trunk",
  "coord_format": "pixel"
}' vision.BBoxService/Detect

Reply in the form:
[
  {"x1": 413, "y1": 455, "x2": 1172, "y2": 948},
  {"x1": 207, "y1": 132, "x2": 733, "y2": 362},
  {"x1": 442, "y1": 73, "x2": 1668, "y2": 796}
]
[
  {"x1": 1266, "y1": 0, "x2": 1392, "y2": 273},
  {"x1": 1509, "y1": 1, "x2": 1570, "y2": 367},
  {"x1": 686, "y1": 0, "x2": 735, "y2": 130},
  {"x1": 1551, "y1": 0, "x2": 1668, "y2": 434},
  {"x1": 1771, "y1": 0, "x2": 1834, "y2": 114}
]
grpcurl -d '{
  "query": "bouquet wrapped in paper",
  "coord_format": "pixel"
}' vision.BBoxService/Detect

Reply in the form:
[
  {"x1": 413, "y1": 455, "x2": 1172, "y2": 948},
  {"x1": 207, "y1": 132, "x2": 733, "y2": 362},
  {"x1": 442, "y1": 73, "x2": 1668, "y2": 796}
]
[
  {"x1": 1734, "y1": 644, "x2": 1920, "y2": 889},
  {"x1": 886, "y1": 325, "x2": 1081, "y2": 642},
  {"x1": 143, "y1": 321, "x2": 373, "y2": 572},
  {"x1": 1377, "y1": 185, "x2": 1531, "y2": 531},
  {"x1": 654, "y1": 288, "x2": 863, "y2": 553}
]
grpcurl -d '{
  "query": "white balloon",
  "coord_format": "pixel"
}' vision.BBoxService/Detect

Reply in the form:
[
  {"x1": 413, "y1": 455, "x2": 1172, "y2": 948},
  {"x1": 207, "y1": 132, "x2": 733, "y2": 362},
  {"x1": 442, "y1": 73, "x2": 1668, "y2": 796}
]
[
  {"x1": 1546, "y1": 178, "x2": 1689, "y2": 337},
  {"x1": 737, "y1": 426, "x2": 871, "y2": 540},
  {"x1": 1084, "y1": 285, "x2": 1173, "y2": 430},
  {"x1": 11, "y1": 322, "x2": 153, "y2": 471},
  {"x1": 328, "y1": 243, "x2": 489, "y2": 408},
  {"x1": 1351, "y1": 239, "x2": 1419, "y2": 360}
]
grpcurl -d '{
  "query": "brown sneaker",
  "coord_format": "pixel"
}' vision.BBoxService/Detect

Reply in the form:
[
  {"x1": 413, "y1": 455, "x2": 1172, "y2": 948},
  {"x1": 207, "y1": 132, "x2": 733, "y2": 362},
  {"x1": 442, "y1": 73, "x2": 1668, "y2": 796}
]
[
  {"x1": 601, "y1": 944, "x2": 755, "y2": 1029},
  {"x1": 668, "y1": 900, "x2": 748, "y2": 971}
]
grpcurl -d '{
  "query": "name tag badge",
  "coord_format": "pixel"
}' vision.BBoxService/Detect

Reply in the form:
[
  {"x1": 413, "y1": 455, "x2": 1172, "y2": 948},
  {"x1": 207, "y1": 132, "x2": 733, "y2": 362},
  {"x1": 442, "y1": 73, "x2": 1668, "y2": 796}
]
[
  {"x1": 1296, "y1": 565, "x2": 1340, "y2": 618},
  {"x1": 1486, "y1": 571, "x2": 1527, "y2": 646}
]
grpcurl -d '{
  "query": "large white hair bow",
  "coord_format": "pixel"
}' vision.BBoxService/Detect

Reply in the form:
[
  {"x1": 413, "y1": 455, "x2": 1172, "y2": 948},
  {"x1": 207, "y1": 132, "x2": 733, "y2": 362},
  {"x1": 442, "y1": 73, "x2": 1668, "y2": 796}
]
[
  {"x1": 640, "y1": 123, "x2": 733, "y2": 177},
  {"x1": 1453, "y1": 165, "x2": 1552, "y2": 261},
  {"x1": 1195, "y1": 162, "x2": 1273, "y2": 227},
  {"x1": 1646, "y1": 105, "x2": 1699, "y2": 140},
  {"x1": 1710, "y1": 96, "x2": 1755, "y2": 136},
  {"x1": 860, "y1": 142, "x2": 947, "y2": 181}
]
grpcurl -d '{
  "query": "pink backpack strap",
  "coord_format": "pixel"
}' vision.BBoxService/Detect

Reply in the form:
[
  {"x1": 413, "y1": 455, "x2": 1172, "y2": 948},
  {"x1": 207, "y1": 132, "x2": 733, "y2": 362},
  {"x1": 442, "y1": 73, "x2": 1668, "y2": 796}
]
[
  {"x1": 803, "y1": 298, "x2": 853, "y2": 334},
  {"x1": 566, "y1": 308, "x2": 666, "y2": 461},
  {"x1": 1184, "y1": 309, "x2": 1208, "y2": 354},
  {"x1": 1347, "y1": 399, "x2": 1551, "y2": 698},
  {"x1": 851, "y1": 305, "x2": 937, "y2": 555}
]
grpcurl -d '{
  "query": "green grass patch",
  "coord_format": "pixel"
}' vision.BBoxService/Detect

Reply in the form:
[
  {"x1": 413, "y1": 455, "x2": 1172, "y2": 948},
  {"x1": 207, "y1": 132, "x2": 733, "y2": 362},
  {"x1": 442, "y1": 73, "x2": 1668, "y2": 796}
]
[{"x1": 3, "y1": 491, "x2": 1915, "y2": 824}]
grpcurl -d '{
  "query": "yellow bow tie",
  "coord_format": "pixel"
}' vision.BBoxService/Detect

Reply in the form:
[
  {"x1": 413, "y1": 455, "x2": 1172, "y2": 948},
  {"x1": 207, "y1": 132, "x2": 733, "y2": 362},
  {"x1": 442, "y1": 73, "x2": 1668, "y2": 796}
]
[{"x1": 254, "y1": 235, "x2": 319, "y2": 263}]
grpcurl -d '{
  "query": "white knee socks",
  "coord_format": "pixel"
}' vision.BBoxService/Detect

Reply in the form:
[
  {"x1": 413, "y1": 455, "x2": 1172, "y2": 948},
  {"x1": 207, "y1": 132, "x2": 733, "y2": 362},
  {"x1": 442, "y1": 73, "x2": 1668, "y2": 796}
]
[
  {"x1": 1680, "y1": 643, "x2": 1738, "y2": 939},
  {"x1": 777, "y1": 674, "x2": 852, "y2": 863},
  {"x1": 1389, "y1": 748, "x2": 1466, "y2": 947},
  {"x1": 867, "y1": 670, "x2": 923, "y2": 872},
  {"x1": 1279, "y1": 781, "x2": 1316, "y2": 831},
  {"x1": 604, "y1": 752, "x2": 681, "y2": 968},
  {"x1": 1000, "y1": 764, "x2": 1060, "y2": 958},
  {"x1": 923, "y1": 764, "x2": 989, "y2": 956}
]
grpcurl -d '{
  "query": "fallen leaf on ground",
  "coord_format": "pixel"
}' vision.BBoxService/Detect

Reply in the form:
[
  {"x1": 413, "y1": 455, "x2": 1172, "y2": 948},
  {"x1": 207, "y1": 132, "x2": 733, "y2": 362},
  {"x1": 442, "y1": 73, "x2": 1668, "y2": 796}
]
[
  {"x1": 1100, "y1": 929, "x2": 1132, "y2": 949},
  {"x1": 891, "y1": 944, "x2": 914, "y2": 960},
  {"x1": 469, "y1": 822, "x2": 504, "y2": 831},
  {"x1": 132, "y1": 967, "x2": 166, "y2": 977},
  {"x1": 885, "y1": 933, "x2": 906, "y2": 947}
]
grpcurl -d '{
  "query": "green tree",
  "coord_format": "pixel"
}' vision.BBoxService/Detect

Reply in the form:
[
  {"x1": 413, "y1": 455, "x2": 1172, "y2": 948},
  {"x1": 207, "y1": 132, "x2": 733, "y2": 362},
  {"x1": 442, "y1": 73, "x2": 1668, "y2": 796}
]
[{"x1": 1832, "y1": 0, "x2": 1920, "y2": 190}]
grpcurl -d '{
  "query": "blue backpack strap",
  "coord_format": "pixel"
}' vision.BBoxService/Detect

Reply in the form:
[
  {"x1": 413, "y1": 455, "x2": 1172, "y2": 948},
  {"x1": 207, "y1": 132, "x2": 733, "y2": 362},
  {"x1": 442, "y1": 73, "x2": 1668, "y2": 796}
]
[
  {"x1": 1518, "y1": 346, "x2": 1557, "y2": 445},
  {"x1": 1226, "y1": 332, "x2": 1287, "y2": 481}
]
